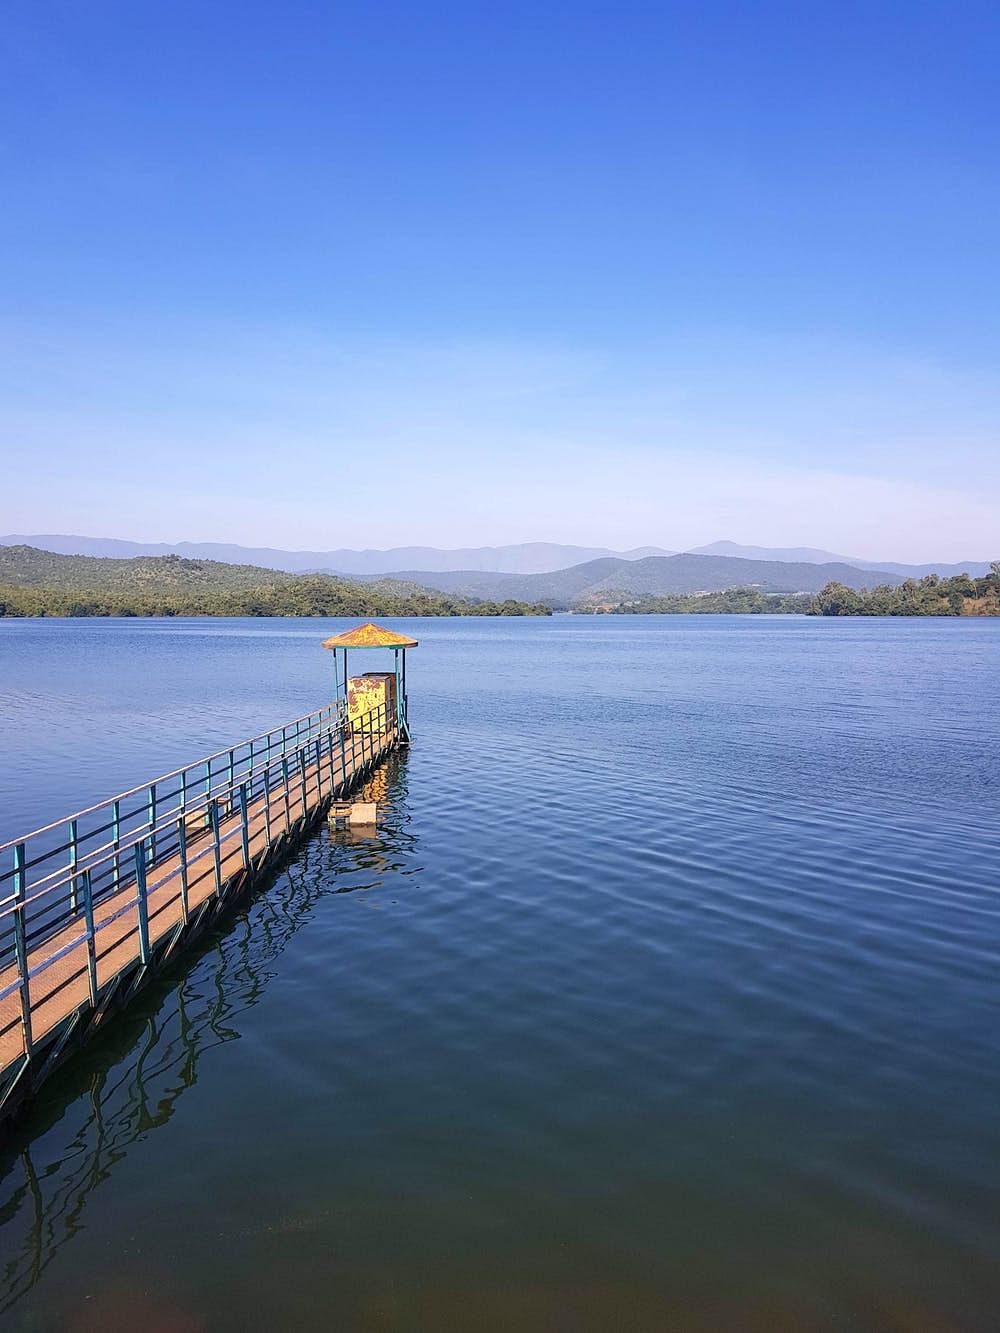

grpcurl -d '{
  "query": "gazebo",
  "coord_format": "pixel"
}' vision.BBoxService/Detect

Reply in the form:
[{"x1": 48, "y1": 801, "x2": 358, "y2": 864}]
[{"x1": 321, "y1": 622, "x2": 417, "y2": 740}]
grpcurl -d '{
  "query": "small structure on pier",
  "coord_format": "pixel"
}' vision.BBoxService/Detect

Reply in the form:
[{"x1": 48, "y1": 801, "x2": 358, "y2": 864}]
[
  {"x1": 321, "y1": 622, "x2": 417, "y2": 742},
  {"x1": 0, "y1": 628, "x2": 415, "y2": 1123}
]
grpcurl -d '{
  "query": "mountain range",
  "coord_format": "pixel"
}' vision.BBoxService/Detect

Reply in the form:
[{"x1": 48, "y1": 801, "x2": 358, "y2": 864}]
[
  {"x1": 0, "y1": 545, "x2": 548, "y2": 616},
  {"x1": 689, "y1": 541, "x2": 992, "y2": 579},
  {"x1": 0, "y1": 534, "x2": 992, "y2": 580},
  {"x1": 0, "y1": 542, "x2": 932, "y2": 613},
  {"x1": 385, "y1": 554, "x2": 907, "y2": 607},
  {"x1": 0, "y1": 535, "x2": 670, "y2": 576}
]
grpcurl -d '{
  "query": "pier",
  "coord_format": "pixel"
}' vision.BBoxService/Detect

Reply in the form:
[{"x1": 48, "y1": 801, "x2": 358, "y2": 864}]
[{"x1": 0, "y1": 623, "x2": 416, "y2": 1122}]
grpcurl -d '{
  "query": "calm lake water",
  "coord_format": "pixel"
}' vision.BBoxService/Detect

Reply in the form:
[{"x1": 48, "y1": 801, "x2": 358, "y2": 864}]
[{"x1": 0, "y1": 614, "x2": 998, "y2": 1331}]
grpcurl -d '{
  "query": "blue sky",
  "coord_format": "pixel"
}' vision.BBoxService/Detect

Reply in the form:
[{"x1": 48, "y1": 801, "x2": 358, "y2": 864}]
[{"x1": 3, "y1": 1, "x2": 998, "y2": 559}]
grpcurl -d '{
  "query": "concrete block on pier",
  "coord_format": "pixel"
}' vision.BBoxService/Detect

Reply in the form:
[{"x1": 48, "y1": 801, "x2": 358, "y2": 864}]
[{"x1": 327, "y1": 801, "x2": 378, "y2": 826}]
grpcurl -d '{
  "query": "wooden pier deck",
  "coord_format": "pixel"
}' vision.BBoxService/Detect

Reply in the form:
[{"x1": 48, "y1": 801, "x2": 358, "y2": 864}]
[{"x1": 0, "y1": 700, "x2": 400, "y2": 1119}]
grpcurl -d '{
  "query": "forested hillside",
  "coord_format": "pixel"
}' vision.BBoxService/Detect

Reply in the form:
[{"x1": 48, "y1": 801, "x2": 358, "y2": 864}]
[
  {"x1": 588, "y1": 588, "x2": 812, "y2": 614},
  {"x1": 809, "y1": 568, "x2": 1000, "y2": 616},
  {"x1": 590, "y1": 571, "x2": 1000, "y2": 616},
  {"x1": 390, "y1": 552, "x2": 904, "y2": 606},
  {"x1": 0, "y1": 547, "x2": 550, "y2": 617}
]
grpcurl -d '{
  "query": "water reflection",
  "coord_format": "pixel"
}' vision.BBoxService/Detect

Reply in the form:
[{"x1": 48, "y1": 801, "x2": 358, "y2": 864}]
[{"x1": 0, "y1": 754, "x2": 413, "y2": 1313}]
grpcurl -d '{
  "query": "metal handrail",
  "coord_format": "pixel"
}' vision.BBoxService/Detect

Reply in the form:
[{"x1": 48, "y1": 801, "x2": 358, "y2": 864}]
[
  {"x1": 0, "y1": 699, "x2": 346, "y2": 856},
  {"x1": 1, "y1": 704, "x2": 364, "y2": 918},
  {"x1": 0, "y1": 704, "x2": 348, "y2": 904},
  {"x1": 0, "y1": 698, "x2": 395, "y2": 1064}
]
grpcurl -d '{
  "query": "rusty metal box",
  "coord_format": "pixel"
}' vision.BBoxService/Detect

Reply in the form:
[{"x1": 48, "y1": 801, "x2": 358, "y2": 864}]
[{"x1": 347, "y1": 672, "x2": 397, "y2": 733}]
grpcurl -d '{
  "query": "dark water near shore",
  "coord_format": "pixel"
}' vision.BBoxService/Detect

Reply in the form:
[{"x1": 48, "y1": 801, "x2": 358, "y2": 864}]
[{"x1": 0, "y1": 614, "x2": 998, "y2": 1331}]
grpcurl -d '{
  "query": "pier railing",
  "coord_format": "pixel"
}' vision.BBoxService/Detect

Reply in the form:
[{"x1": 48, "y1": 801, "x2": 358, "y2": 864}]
[{"x1": 0, "y1": 697, "x2": 394, "y2": 1079}]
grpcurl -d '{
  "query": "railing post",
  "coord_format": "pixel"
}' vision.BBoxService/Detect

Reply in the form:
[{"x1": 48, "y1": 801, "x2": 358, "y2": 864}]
[
  {"x1": 281, "y1": 756, "x2": 291, "y2": 830},
  {"x1": 339, "y1": 720, "x2": 348, "y2": 792},
  {"x1": 12, "y1": 842, "x2": 33, "y2": 1058},
  {"x1": 262, "y1": 763, "x2": 272, "y2": 845},
  {"x1": 239, "y1": 783, "x2": 250, "y2": 868},
  {"x1": 68, "y1": 817, "x2": 79, "y2": 915},
  {"x1": 133, "y1": 842, "x2": 150, "y2": 967},
  {"x1": 298, "y1": 746, "x2": 308, "y2": 817},
  {"x1": 210, "y1": 800, "x2": 223, "y2": 896},
  {"x1": 325, "y1": 730, "x2": 335, "y2": 796},
  {"x1": 315, "y1": 737, "x2": 324, "y2": 798},
  {"x1": 147, "y1": 782, "x2": 157, "y2": 864},
  {"x1": 203, "y1": 760, "x2": 212, "y2": 826},
  {"x1": 81, "y1": 868, "x2": 98, "y2": 1007},
  {"x1": 227, "y1": 750, "x2": 235, "y2": 808},
  {"x1": 177, "y1": 815, "x2": 190, "y2": 925},
  {"x1": 112, "y1": 799, "x2": 121, "y2": 889}
]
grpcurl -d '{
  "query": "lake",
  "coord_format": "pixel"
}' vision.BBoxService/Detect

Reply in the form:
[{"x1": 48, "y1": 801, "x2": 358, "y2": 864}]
[{"x1": 0, "y1": 614, "x2": 998, "y2": 1331}]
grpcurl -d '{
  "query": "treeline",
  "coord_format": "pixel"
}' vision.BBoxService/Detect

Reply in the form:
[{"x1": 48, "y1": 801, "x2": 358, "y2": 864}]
[
  {"x1": 0, "y1": 584, "x2": 551, "y2": 618},
  {"x1": 577, "y1": 568, "x2": 1000, "y2": 617},
  {"x1": 809, "y1": 567, "x2": 1000, "y2": 616},
  {"x1": 582, "y1": 587, "x2": 812, "y2": 614},
  {"x1": 0, "y1": 548, "x2": 550, "y2": 618}
]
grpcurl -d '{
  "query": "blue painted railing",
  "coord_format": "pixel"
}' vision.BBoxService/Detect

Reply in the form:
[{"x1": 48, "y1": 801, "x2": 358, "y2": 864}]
[{"x1": 0, "y1": 696, "x2": 395, "y2": 1075}]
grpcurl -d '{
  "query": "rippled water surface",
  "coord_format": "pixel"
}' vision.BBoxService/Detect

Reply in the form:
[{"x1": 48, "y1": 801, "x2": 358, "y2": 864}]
[{"x1": 0, "y1": 615, "x2": 998, "y2": 1331}]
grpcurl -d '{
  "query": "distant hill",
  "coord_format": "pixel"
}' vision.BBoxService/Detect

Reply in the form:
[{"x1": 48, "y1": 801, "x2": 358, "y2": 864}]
[
  {"x1": 385, "y1": 553, "x2": 906, "y2": 607},
  {"x1": 688, "y1": 540, "x2": 993, "y2": 579},
  {"x1": 690, "y1": 540, "x2": 860, "y2": 563},
  {"x1": 2, "y1": 532, "x2": 987, "y2": 582},
  {"x1": 0, "y1": 547, "x2": 550, "y2": 617},
  {"x1": 0, "y1": 534, "x2": 673, "y2": 577}
]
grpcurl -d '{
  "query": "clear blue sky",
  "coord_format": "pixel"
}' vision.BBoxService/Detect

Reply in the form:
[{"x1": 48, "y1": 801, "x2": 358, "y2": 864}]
[{"x1": 3, "y1": 1, "x2": 998, "y2": 559}]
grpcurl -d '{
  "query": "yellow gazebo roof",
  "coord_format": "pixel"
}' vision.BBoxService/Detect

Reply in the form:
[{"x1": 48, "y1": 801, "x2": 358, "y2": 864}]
[{"x1": 321, "y1": 621, "x2": 418, "y2": 650}]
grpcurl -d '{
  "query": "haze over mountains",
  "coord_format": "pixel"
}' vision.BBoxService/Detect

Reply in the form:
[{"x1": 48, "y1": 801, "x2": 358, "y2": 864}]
[
  {"x1": 0, "y1": 535, "x2": 670, "y2": 576},
  {"x1": 1, "y1": 534, "x2": 992, "y2": 581},
  {"x1": 690, "y1": 541, "x2": 992, "y2": 579},
  {"x1": 0, "y1": 543, "x2": 911, "y2": 613},
  {"x1": 388, "y1": 554, "x2": 907, "y2": 607},
  {"x1": 2, "y1": 535, "x2": 996, "y2": 614}
]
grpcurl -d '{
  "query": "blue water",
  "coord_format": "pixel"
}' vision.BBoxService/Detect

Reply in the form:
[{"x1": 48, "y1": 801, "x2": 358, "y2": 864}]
[{"x1": 0, "y1": 615, "x2": 998, "y2": 1331}]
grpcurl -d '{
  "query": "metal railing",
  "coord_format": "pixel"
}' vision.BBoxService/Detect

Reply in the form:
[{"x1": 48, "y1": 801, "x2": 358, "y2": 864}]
[{"x1": 0, "y1": 697, "x2": 396, "y2": 1071}]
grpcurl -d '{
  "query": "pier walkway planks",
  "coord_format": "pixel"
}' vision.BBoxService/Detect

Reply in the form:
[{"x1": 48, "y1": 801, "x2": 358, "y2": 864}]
[{"x1": 0, "y1": 720, "x2": 397, "y2": 1082}]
